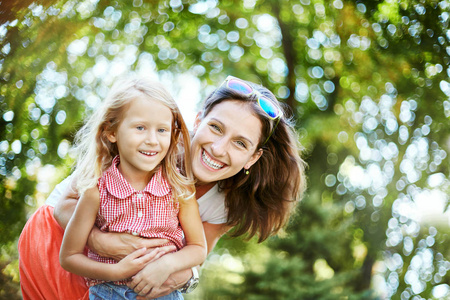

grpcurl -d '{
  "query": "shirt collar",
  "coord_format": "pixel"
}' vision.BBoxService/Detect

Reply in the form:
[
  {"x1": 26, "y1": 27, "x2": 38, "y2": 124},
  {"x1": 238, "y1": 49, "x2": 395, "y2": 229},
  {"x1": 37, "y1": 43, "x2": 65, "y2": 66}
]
[{"x1": 104, "y1": 156, "x2": 171, "y2": 199}]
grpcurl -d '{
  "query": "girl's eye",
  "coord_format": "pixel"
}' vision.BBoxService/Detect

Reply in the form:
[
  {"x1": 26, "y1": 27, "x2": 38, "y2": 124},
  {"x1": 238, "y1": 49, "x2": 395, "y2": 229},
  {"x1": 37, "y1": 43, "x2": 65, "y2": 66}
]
[
  {"x1": 136, "y1": 126, "x2": 144, "y2": 131},
  {"x1": 158, "y1": 128, "x2": 167, "y2": 133}
]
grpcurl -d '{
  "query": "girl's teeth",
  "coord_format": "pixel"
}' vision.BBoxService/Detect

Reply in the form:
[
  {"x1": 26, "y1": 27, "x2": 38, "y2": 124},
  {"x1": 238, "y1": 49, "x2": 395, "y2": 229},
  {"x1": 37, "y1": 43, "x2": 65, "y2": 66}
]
[
  {"x1": 202, "y1": 151, "x2": 224, "y2": 170},
  {"x1": 140, "y1": 151, "x2": 156, "y2": 156}
]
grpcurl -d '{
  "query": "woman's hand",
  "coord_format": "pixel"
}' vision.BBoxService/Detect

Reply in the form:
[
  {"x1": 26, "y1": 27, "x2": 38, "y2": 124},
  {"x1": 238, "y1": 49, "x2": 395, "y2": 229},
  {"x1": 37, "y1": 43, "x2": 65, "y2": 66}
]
[
  {"x1": 133, "y1": 267, "x2": 192, "y2": 299},
  {"x1": 88, "y1": 228, "x2": 176, "y2": 261},
  {"x1": 129, "y1": 222, "x2": 231, "y2": 298},
  {"x1": 127, "y1": 257, "x2": 171, "y2": 297},
  {"x1": 137, "y1": 267, "x2": 192, "y2": 299},
  {"x1": 127, "y1": 254, "x2": 190, "y2": 298}
]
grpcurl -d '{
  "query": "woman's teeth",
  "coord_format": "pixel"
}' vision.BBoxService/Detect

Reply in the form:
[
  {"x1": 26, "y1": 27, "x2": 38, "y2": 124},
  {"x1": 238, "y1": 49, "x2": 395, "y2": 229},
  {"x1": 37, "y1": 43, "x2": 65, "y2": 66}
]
[{"x1": 202, "y1": 150, "x2": 224, "y2": 170}]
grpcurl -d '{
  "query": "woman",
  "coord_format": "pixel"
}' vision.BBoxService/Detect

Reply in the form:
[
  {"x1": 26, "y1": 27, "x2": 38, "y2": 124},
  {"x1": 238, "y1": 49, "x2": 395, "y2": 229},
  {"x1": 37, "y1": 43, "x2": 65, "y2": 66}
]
[{"x1": 18, "y1": 75, "x2": 306, "y2": 300}]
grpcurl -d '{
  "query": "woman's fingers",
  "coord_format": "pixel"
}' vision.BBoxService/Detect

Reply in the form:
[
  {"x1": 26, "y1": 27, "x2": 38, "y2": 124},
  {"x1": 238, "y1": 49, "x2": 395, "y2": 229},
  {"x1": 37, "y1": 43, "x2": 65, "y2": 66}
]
[
  {"x1": 137, "y1": 237, "x2": 171, "y2": 249},
  {"x1": 128, "y1": 274, "x2": 149, "y2": 294},
  {"x1": 128, "y1": 276, "x2": 139, "y2": 290},
  {"x1": 117, "y1": 234, "x2": 170, "y2": 250},
  {"x1": 132, "y1": 279, "x2": 158, "y2": 299},
  {"x1": 137, "y1": 285, "x2": 153, "y2": 297}
]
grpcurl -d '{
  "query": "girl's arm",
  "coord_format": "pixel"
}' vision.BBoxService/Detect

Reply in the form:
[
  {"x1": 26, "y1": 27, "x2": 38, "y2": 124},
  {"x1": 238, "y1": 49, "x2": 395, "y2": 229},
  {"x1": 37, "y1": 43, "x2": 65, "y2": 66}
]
[
  {"x1": 129, "y1": 196, "x2": 208, "y2": 295},
  {"x1": 59, "y1": 187, "x2": 159, "y2": 281},
  {"x1": 133, "y1": 222, "x2": 231, "y2": 299},
  {"x1": 54, "y1": 181, "x2": 175, "y2": 261},
  {"x1": 177, "y1": 195, "x2": 208, "y2": 264}
]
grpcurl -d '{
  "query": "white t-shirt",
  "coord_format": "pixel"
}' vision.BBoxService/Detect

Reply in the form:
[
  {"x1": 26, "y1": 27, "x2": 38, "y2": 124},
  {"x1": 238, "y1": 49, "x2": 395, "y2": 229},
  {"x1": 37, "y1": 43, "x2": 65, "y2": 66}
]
[
  {"x1": 45, "y1": 176, "x2": 228, "y2": 225},
  {"x1": 196, "y1": 184, "x2": 227, "y2": 224}
]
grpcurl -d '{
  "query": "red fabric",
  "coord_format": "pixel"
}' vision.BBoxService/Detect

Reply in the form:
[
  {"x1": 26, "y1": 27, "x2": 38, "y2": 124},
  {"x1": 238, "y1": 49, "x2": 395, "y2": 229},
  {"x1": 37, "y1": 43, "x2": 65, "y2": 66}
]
[{"x1": 18, "y1": 204, "x2": 89, "y2": 300}]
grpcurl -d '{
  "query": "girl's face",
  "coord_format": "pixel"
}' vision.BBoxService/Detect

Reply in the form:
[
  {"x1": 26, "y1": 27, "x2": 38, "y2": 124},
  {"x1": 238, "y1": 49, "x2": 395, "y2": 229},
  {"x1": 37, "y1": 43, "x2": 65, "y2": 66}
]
[
  {"x1": 191, "y1": 100, "x2": 263, "y2": 184},
  {"x1": 107, "y1": 95, "x2": 173, "y2": 184}
]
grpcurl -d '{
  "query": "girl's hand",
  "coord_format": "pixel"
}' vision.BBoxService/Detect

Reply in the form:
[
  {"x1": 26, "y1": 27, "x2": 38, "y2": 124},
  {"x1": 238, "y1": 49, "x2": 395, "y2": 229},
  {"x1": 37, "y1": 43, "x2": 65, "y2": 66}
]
[
  {"x1": 127, "y1": 257, "x2": 173, "y2": 297},
  {"x1": 88, "y1": 228, "x2": 174, "y2": 261},
  {"x1": 113, "y1": 248, "x2": 165, "y2": 280}
]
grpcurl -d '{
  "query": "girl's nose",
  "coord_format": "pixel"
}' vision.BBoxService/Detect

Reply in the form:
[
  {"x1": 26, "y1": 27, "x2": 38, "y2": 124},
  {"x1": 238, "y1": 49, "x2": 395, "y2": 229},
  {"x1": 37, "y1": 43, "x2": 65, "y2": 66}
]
[{"x1": 145, "y1": 131, "x2": 158, "y2": 145}]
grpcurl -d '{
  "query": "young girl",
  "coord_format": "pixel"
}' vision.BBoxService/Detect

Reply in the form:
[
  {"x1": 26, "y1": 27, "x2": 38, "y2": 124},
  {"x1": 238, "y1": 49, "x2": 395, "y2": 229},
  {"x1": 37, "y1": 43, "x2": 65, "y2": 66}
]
[{"x1": 59, "y1": 77, "x2": 207, "y2": 300}]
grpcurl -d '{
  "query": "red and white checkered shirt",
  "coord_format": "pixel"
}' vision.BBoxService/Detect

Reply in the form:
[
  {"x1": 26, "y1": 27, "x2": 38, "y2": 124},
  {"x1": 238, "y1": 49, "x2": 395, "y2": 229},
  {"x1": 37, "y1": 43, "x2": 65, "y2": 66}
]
[{"x1": 87, "y1": 156, "x2": 184, "y2": 286}]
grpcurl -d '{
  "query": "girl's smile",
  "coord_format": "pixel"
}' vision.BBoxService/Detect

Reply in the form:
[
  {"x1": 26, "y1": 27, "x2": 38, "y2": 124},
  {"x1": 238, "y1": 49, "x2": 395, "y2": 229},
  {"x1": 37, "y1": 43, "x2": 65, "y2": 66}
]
[{"x1": 139, "y1": 151, "x2": 158, "y2": 156}]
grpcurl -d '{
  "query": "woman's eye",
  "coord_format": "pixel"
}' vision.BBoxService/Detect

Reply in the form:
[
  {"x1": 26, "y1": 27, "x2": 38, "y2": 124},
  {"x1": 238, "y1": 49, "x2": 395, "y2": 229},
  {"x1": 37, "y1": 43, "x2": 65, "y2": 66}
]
[
  {"x1": 136, "y1": 126, "x2": 144, "y2": 131},
  {"x1": 210, "y1": 124, "x2": 222, "y2": 133},
  {"x1": 158, "y1": 128, "x2": 167, "y2": 133},
  {"x1": 236, "y1": 140, "x2": 247, "y2": 149}
]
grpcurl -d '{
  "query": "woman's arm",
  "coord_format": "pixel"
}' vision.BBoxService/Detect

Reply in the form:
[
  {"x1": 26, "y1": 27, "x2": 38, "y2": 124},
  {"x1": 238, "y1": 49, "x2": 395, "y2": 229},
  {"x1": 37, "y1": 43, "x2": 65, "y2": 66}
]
[
  {"x1": 53, "y1": 180, "x2": 175, "y2": 261},
  {"x1": 133, "y1": 222, "x2": 231, "y2": 299},
  {"x1": 59, "y1": 187, "x2": 160, "y2": 281},
  {"x1": 129, "y1": 197, "x2": 207, "y2": 295},
  {"x1": 203, "y1": 222, "x2": 231, "y2": 254},
  {"x1": 53, "y1": 178, "x2": 79, "y2": 229}
]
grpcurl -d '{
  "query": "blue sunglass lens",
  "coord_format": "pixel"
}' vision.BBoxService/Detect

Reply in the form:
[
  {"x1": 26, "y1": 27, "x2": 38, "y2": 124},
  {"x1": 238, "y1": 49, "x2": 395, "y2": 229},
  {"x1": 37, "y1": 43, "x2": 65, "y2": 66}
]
[
  {"x1": 259, "y1": 97, "x2": 279, "y2": 118},
  {"x1": 227, "y1": 79, "x2": 253, "y2": 95},
  {"x1": 226, "y1": 77, "x2": 280, "y2": 119}
]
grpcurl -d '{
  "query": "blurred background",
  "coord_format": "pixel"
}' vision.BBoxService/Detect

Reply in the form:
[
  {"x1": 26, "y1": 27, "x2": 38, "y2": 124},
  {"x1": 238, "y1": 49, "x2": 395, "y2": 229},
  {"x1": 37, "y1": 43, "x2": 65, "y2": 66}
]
[{"x1": 1, "y1": 0, "x2": 449, "y2": 299}]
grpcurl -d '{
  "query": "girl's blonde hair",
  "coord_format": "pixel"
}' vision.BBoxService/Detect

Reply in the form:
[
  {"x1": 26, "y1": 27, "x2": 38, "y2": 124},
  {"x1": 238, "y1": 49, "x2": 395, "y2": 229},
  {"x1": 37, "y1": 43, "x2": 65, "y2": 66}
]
[{"x1": 73, "y1": 76, "x2": 195, "y2": 202}]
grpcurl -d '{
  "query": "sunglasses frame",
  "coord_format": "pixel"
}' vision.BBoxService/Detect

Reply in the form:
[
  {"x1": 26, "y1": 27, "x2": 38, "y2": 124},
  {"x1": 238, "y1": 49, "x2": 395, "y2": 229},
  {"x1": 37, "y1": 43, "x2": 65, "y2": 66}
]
[{"x1": 221, "y1": 75, "x2": 282, "y2": 144}]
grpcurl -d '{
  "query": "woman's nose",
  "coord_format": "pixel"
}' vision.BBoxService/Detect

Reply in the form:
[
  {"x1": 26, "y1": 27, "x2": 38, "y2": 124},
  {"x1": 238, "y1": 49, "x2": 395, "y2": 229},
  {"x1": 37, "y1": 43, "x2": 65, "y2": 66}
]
[{"x1": 211, "y1": 138, "x2": 227, "y2": 157}]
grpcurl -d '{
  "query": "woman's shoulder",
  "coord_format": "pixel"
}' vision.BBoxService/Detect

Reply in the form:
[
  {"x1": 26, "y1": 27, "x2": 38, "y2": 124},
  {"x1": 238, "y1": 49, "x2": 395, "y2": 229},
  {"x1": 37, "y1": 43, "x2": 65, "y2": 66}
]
[
  {"x1": 197, "y1": 184, "x2": 222, "y2": 202},
  {"x1": 44, "y1": 175, "x2": 74, "y2": 207},
  {"x1": 197, "y1": 184, "x2": 227, "y2": 224}
]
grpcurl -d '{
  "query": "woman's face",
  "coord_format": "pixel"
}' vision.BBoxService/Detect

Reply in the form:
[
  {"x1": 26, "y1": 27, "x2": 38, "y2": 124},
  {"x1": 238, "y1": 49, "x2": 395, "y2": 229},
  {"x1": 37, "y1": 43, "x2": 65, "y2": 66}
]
[{"x1": 191, "y1": 100, "x2": 263, "y2": 184}]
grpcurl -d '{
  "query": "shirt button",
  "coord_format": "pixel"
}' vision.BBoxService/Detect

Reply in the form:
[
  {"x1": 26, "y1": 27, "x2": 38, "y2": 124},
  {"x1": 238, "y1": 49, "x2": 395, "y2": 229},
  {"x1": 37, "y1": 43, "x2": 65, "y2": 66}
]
[
  {"x1": 138, "y1": 211, "x2": 143, "y2": 218},
  {"x1": 137, "y1": 193, "x2": 143, "y2": 199},
  {"x1": 132, "y1": 232, "x2": 139, "y2": 236}
]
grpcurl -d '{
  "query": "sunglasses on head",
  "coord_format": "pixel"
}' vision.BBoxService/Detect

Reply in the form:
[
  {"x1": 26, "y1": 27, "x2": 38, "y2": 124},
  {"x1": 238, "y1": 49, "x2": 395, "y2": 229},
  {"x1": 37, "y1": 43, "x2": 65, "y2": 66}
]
[{"x1": 220, "y1": 75, "x2": 282, "y2": 144}]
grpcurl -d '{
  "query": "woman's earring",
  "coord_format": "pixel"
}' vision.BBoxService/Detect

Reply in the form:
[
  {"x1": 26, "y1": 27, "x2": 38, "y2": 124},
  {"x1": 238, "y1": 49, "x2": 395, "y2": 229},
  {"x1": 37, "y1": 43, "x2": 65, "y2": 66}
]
[{"x1": 245, "y1": 169, "x2": 249, "y2": 175}]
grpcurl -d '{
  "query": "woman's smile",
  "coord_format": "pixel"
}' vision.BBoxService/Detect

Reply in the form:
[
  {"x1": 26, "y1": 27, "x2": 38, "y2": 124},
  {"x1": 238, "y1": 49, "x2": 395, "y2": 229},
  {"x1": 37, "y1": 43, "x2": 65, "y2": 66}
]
[{"x1": 201, "y1": 149, "x2": 226, "y2": 170}]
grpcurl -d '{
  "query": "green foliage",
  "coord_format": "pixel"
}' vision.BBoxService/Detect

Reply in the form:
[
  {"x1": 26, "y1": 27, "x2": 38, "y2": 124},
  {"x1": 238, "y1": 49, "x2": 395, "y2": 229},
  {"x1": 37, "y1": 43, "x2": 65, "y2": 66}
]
[
  {"x1": 0, "y1": 242, "x2": 21, "y2": 300},
  {"x1": 239, "y1": 257, "x2": 375, "y2": 300},
  {"x1": 1, "y1": 0, "x2": 450, "y2": 299}
]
